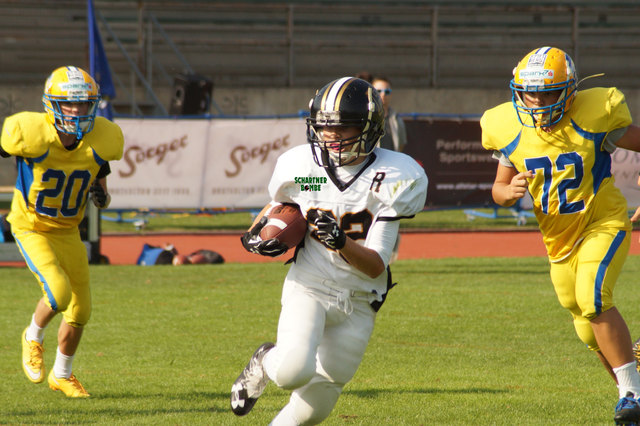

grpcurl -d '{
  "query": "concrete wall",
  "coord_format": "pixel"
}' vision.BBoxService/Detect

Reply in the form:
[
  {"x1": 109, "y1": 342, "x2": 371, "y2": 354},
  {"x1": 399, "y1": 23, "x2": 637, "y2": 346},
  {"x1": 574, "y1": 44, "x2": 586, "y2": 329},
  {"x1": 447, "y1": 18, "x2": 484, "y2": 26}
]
[{"x1": 5, "y1": 85, "x2": 640, "y2": 120}]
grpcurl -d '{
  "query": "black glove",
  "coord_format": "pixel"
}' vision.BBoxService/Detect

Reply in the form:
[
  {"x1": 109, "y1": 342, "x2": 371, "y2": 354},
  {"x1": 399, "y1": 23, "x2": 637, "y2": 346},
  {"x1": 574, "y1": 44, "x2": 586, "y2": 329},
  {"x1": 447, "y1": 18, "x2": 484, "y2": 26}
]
[
  {"x1": 89, "y1": 182, "x2": 109, "y2": 208},
  {"x1": 240, "y1": 216, "x2": 288, "y2": 257},
  {"x1": 314, "y1": 211, "x2": 346, "y2": 250}
]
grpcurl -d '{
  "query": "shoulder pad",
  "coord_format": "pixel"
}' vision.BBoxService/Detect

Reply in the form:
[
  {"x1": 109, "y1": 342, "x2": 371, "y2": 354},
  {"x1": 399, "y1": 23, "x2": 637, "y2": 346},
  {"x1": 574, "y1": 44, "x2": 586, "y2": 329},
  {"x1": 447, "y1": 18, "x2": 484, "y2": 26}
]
[
  {"x1": 480, "y1": 102, "x2": 521, "y2": 151},
  {"x1": 571, "y1": 88, "x2": 631, "y2": 132},
  {"x1": 1, "y1": 112, "x2": 54, "y2": 158},
  {"x1": 86, "y1": 117, "x2": 125, "y2": 161}
]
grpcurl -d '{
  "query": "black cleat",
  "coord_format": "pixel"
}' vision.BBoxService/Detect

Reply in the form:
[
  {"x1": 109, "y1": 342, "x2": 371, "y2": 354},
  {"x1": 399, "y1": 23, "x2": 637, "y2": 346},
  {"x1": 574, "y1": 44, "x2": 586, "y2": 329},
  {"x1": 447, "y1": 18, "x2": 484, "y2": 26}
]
[
  {"x1": 615, "y1": 392, "x2": 640, "y2": 425},
  {"x1": 230, "y1": 342, "x2": 275, "y2": 416}
]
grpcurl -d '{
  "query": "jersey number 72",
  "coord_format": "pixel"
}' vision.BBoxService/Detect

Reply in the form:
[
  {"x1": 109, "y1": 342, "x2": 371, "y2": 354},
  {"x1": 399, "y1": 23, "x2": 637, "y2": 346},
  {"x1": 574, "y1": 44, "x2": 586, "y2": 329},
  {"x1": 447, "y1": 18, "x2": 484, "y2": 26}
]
[{"x1": 524, "y1": 152, "x2": 585, "y2": 215}]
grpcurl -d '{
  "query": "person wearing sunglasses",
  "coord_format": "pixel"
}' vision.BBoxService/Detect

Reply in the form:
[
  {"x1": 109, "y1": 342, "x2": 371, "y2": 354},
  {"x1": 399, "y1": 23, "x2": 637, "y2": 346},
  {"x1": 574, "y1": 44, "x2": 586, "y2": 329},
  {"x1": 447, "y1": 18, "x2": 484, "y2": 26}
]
[
  {"x1": 372, "y1": 76, "x2": 408, "y2": 263},
  {"x1": 372, "y1": 76, "x2": 407, "y2": 153}
]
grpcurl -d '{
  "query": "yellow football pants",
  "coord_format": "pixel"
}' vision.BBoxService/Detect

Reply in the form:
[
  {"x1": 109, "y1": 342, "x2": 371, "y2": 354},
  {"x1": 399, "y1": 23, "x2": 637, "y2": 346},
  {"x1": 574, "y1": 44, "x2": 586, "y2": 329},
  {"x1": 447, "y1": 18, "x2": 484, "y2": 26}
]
[
  {"x1": 550, "y1": 229, "x2": 629, "y2": 351},
  {"x1": 13, "y1": 226, "x2": 91, "y2": 327}
]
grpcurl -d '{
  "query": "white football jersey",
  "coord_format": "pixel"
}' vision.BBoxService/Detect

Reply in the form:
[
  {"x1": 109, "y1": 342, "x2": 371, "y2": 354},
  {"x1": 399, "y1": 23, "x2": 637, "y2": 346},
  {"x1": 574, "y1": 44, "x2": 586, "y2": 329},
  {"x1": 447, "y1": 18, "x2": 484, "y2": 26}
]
[{"x1": 269, "y1": 144, "x2": 428, "y2": 295}]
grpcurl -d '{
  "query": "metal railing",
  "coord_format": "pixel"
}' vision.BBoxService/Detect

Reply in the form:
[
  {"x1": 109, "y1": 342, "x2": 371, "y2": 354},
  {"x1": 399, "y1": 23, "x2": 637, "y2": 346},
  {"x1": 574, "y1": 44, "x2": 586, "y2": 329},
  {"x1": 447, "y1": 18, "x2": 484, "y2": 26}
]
[{"x1": 94, "y1": 2, "x2": 640, "y2": 90}]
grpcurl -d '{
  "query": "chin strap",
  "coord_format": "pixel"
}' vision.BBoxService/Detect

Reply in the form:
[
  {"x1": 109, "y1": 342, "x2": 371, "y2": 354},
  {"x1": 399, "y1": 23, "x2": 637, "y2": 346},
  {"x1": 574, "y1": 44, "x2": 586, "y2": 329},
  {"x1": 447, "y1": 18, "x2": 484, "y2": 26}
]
[{"x1": 577, "y1": 73, "x2": 605, "y2": 88}]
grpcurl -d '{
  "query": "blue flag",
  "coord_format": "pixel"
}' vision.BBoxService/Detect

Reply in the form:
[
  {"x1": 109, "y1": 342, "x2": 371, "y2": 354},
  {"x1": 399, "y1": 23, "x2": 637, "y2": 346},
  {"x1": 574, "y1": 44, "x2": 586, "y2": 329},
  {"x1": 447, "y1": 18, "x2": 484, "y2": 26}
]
[{"x1": 88, "y1": 0, "x2": 115, "y2": 120}]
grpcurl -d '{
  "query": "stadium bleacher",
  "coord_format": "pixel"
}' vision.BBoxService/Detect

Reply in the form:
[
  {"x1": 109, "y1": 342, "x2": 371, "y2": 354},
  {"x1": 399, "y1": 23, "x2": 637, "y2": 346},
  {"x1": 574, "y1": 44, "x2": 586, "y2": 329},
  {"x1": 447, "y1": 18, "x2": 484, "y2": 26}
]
[
  {"x1": 1, "y1": 0, "x2": 640, "y2": 112},
  {"x1": 1, "y1": 0, "x2": 640, "y2": 261}
]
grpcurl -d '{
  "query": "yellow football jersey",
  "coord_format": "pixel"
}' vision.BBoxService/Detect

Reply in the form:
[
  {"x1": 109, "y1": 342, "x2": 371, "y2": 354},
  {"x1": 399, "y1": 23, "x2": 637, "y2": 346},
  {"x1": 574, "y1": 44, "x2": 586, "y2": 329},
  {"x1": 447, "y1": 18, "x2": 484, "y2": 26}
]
[
  {"x1": 1, "y1": 112, "x2": 124, "y2": 231},
  {"x1": 481, "y1": 87, "x2": 632, "y2": 261}
]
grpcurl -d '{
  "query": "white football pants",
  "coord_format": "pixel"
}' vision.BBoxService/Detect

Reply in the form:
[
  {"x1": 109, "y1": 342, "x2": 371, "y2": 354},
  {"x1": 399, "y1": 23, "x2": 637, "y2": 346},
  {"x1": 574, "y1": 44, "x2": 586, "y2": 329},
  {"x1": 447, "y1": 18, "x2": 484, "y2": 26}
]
[{"x1": 263, "y1": 274, "x2": 376, "y2": 425}]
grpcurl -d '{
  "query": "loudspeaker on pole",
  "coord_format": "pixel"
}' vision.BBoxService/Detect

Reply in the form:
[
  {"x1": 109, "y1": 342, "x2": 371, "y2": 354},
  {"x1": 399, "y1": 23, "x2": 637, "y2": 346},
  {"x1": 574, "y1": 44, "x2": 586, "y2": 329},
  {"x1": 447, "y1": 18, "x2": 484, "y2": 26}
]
[{"x1": 169, "y1": 73, "x2": 214, "y2": 115}]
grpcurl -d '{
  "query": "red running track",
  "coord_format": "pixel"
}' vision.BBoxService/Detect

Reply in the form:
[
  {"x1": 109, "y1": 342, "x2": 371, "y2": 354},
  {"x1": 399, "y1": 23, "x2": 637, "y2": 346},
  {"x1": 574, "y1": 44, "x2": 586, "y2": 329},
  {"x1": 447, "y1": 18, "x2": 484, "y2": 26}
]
[
  {"x1": 98, "y1": 230, "x2": 640, "y2": 265},
  {"x1": 2, "y1": 231, "x2": 640, "y2": 266},
  {"x1": 5, "y1": 231, "x2": 640, "y2": 266}
]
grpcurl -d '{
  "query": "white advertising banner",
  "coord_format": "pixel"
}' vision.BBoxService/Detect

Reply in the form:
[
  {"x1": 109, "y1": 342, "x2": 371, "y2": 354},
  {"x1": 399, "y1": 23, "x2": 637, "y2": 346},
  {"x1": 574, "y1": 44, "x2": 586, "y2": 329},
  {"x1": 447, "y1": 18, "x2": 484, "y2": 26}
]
[
  {"x1": 108, "y1": 119, "x2": 210, "y2": 209},
  {"x1": 201, "y1": 118, "x2": 307, "y2": 208},
  {"x1": 108, "y1": 117, "x2": 307, "y2": 209},
  {"x1": 612, "y1": 148, "x2": 640, "y2": 207}
]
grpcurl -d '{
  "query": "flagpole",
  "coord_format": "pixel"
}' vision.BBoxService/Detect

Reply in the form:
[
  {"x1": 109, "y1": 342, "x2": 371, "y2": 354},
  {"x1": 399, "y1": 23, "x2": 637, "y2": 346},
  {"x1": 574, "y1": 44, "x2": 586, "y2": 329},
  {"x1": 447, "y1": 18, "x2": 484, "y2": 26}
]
[
  {"x1": 88, "y1": 0, "x2": 97, "y2": 77},
  {"x1": 86, "y1": 0, "x2": 114, "y2": 264}
]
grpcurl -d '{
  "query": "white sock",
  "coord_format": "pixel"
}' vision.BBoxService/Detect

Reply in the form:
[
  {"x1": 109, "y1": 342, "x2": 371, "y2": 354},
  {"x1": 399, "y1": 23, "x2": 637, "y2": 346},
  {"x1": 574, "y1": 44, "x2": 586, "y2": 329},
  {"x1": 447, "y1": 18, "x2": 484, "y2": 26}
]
[
  {"x1": 53, "y1": 347, "x2": 74, "y2": 379},
  {"x1": 613, "y1": 361, "x2": 640, "y2": 398},
  {"x1": 25, "y1": 314, "x2": 45, "y2": 344}
]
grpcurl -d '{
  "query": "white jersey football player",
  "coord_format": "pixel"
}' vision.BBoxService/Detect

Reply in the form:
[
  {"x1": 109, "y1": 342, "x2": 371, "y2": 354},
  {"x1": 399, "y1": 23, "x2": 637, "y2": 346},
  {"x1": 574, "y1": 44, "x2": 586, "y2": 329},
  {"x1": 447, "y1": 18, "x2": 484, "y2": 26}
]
[{"x1": 231, "y1": 76, "x2": 428, "y2": 424}]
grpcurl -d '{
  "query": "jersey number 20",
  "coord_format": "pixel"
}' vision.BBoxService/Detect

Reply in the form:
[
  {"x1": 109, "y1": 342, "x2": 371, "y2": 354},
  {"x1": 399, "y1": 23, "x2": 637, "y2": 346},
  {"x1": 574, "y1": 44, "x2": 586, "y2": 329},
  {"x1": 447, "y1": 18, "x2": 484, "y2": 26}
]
[{"x1": 36, "y1": 169, "x2": 92, "y2": 217}]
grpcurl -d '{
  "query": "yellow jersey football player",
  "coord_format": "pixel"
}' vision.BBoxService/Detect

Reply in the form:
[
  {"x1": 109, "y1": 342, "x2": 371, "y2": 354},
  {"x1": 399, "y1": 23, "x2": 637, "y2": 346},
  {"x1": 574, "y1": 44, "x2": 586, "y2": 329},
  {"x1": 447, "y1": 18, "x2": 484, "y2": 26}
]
[
  {"x1": 0, "y1": 66, "x2": 123, "y2": 397},
  {"x1": 482, "y1": 47, "x2": 640, "y2": 424}
]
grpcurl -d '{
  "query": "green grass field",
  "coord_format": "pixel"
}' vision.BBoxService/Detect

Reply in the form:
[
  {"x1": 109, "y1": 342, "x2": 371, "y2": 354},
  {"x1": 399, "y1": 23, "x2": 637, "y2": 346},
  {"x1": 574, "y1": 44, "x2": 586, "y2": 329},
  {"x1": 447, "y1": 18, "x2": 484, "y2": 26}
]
[
  {"x1": 98, "y1": 207, "x2": 640, "y2": 234},
  {"x1": 99, "y1": 207, "x2": 542, "y2": 234},
  {"x1": 2, "y1": 256, "x2": 639, "y2": 424}
]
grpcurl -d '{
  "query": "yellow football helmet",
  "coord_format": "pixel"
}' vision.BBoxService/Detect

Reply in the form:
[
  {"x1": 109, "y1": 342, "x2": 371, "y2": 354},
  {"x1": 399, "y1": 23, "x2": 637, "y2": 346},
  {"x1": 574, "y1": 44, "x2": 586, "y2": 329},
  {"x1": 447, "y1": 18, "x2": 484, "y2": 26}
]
[
  {"x1": 510, "y1": 47, "x2": 577, "y2": 128},
  {"x1": 42, "y1": 66, "x2": 101, "y2": 139}
]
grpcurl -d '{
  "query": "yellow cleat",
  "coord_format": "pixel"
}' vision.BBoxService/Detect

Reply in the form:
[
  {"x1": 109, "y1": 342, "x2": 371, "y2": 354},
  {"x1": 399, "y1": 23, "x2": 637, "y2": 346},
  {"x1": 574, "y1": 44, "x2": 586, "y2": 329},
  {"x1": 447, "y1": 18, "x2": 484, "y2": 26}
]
[
  {"x1": 21, "y1": 328, "x2": 45, "y2": 383},
  {"x1": 48, "y1": 371, "x2": 90, "y2": 398}
]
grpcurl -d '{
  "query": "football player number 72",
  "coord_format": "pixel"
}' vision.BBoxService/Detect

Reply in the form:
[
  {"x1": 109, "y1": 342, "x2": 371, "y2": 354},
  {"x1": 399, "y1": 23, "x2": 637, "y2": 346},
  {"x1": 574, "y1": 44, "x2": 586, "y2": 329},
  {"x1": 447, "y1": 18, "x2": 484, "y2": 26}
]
[
  {"x1": 36, "y1": 169, "x2": 92, "y2": 218},
  {"x1": 524, "y1": 152, "x2": 585, "y2": 215}
]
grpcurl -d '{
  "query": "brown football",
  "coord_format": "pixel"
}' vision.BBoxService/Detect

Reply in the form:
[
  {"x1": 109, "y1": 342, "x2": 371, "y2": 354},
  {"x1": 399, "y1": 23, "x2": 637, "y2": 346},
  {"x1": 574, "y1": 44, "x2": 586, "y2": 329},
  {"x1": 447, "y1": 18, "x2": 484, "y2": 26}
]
[{"x1": 259, "y1": 204, "x2": 307, "y2": 250}]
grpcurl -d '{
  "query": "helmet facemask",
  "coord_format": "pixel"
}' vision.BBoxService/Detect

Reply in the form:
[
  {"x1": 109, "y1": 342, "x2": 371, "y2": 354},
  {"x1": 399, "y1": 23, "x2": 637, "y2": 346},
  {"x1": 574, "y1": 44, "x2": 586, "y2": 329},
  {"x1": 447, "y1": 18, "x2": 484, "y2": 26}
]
[
  {"x1": 306, "y1": 77, "x2": 384, "y2": 168},
  {"x1": 308, "y1": 118, "x2": 373, "y2": 167},
  {"x1": 44, "y1": 98, "x2": 100, "y2": 139},
  {"x1": 511, "y1": 83, "x2": 576, "y2": 129},
  {"x1": 42, "y1": 66, "x2": 101, "y2": 140},
  {"x1": 510, "y1": 47, "x2": 577, "y2": 129}
]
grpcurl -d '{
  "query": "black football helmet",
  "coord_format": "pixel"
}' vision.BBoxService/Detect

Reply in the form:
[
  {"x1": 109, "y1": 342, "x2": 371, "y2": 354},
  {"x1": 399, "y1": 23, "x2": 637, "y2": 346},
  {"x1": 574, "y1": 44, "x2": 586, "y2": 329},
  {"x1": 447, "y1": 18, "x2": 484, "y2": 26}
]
[{"x1": 306, "y1": 77, "x2": 385, "y2": 167}]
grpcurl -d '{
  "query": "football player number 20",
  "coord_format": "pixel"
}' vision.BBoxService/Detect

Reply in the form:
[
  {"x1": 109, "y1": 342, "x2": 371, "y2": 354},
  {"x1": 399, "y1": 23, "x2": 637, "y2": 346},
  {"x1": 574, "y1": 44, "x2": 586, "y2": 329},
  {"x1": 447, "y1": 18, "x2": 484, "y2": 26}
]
[
  {"x1": 36, "y1": 169, "x2": 92, "y2": 217},
  {"x1": 525, "y1": 152, "x2": 585, "y2": 215}
]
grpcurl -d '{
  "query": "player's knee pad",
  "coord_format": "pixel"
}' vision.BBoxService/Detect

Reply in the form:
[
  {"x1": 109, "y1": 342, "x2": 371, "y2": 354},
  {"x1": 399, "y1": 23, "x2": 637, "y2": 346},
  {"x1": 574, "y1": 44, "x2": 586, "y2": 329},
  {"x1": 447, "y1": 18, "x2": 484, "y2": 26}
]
[
  {"x1": 575, "y1": 301, "x2": 598, "y2": 321},
  {"x1": 266, "y1": 346, "x2": 316, "y2": 390},
  {"x1": 555, "y1": 292, "x2": 577, "y2": 312},
  {"x1": 62, "y1": 290, "x2": 92, "y2": 327},
  {"x1": 573, "y1": 313, "x2": 599, "y2": 351},
  {"x1": 550, "y1": 274, "x2": 578, "y2": 312},
  {"x1": 288, "y1": 379, "x2": 342, "y2": 424},
  {"x1": 63, "y1": 307, "x2": 91, "y2": 328},
  {"x1": 42, "y1": 278, "x2": 72, "y2": 313}
]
